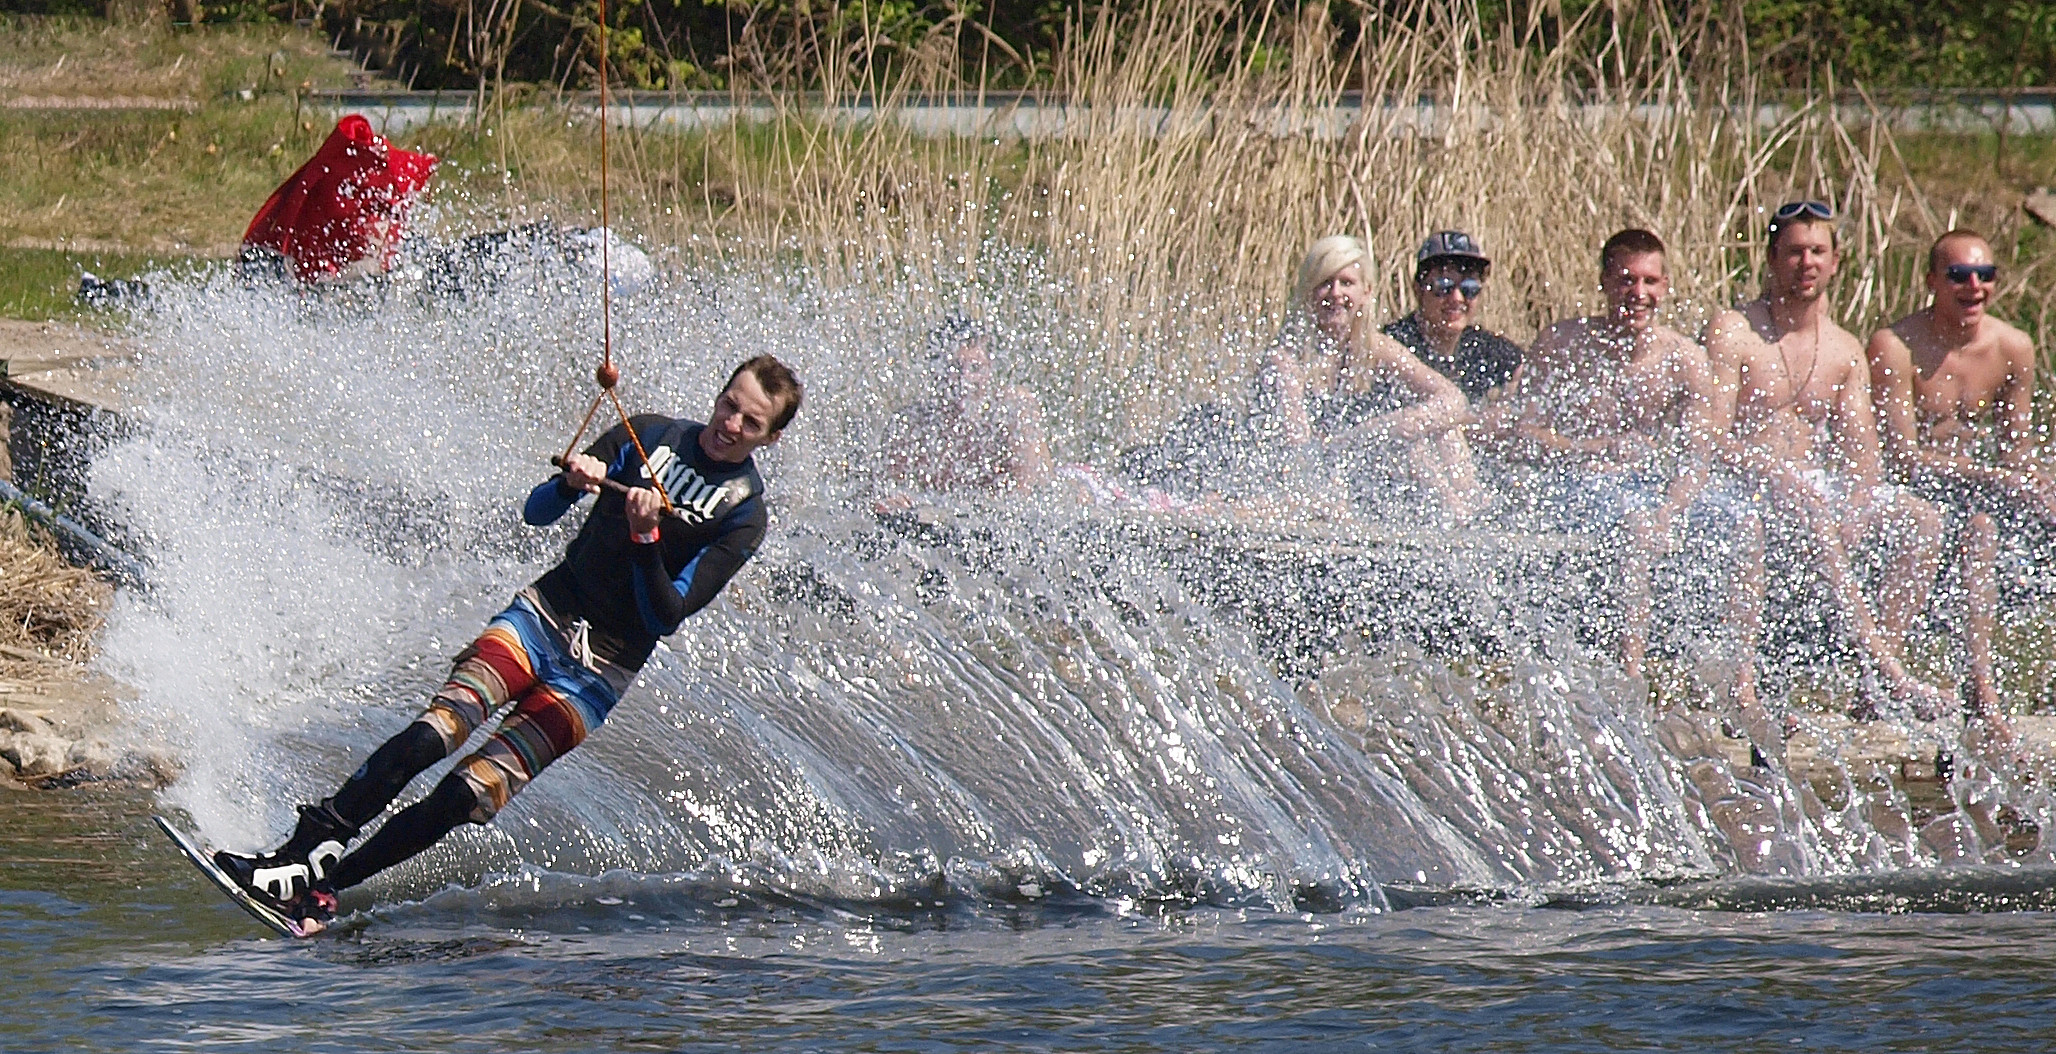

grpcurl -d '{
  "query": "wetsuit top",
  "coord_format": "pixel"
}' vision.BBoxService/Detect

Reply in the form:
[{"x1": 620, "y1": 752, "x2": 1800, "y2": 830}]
[
  {"x1": 522, "y1": 414, "x2": 767, "y2": 669},
  {"x1": 1381, "y1": 313, "x2": 1524, "y2": 402}
]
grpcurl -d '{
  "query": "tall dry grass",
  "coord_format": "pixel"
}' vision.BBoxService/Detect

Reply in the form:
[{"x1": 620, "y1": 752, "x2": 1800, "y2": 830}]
[
  {"x1": 0, "y1": 507, "x2": 108, "y2": 679},
  {"x1": 466, "y1": 0, "x2": 2038, "y2": 446}
]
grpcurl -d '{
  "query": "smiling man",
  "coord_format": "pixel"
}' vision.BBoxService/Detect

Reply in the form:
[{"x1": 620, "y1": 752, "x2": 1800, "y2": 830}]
[
  {"x1": 215, "y1": 355, "x2": 802, "y2": 932},
  {"x1": 1868, "y1": 230, "x2": 2052, "y2": 522},
  {"x1": 1381, "y1": 230, "x2": 1525, "y2": 404},
  {"x1": 1867, "y1": 229, "x2": 2044, "y2": 728},
  {"x1": 1704, "y1": 201, "x2": 1948, "y2": 719},
  {"x1": 1509, "y1": 229, "x2": 1727, "y2": 681}
]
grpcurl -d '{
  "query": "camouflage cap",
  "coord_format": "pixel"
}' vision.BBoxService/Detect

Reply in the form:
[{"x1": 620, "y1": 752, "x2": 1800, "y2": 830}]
[{"x1": 1416, "y1": 230, "x2": 1490, "y2": 268}]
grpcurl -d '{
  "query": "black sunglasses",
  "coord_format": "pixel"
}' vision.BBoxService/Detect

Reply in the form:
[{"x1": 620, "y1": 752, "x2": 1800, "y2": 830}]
[
  {"x1": 1944, "y1": 263, "x2": 1998, "y2": 284},
  {"x1": 1425, "y1": 276, "x2": 1484, "y2": 299}
]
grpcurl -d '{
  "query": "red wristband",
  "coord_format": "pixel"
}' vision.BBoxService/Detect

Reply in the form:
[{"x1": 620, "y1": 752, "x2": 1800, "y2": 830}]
[{"x1": 630, "y1": 526, "x2": 660, "y2": 545}]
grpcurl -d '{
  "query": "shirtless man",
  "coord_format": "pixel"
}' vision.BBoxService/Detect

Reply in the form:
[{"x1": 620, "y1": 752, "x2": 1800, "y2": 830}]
[
  {"x1": 1704, "y1": 201, "x2": 1949, "y2": 718},
  {"x1": 1514, "y1": 229, "x2": 1729, "y2": 681},
  {"x1": 1867, "y1": 229, "x2": 2043, "y2": 726},
  {"x1": 1869, "y1": 230, "x2": 2054, "y2": 519},
  {"x1": 882, "y1": 318, "x2": 1052, "y2": 493}
]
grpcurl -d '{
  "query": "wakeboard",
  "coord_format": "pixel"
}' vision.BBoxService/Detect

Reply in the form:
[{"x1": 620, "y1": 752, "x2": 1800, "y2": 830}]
[{"x1": 153, "y1": 814, "x2": 314, "y2": 939}]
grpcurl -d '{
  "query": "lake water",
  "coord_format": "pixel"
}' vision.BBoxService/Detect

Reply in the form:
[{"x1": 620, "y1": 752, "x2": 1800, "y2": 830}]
[{"x1": 7, "y1": 786, "x2": 2056, "y2": 1052}]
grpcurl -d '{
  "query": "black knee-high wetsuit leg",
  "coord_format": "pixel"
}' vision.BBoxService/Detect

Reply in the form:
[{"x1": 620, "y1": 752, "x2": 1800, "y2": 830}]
[{"x1": 324, "y1": 773, "x2": 479, "y2": 892}]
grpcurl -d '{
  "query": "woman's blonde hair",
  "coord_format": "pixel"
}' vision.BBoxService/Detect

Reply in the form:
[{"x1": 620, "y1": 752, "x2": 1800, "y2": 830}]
[{"x1": 1293, "y1": 234, "x2": 1370, "y2": 306}]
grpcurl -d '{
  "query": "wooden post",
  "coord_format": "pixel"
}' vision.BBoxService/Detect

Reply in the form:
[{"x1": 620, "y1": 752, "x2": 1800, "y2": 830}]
[{"x1": 0, "y1": 400, "x2": 13, "y2": 484}]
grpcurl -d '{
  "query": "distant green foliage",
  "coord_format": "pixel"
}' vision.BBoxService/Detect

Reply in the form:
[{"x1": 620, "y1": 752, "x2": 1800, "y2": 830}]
[
  {"x1": 23, "y1": 1, "x2": 2056, "y2": 91},
  {"x1": 1740, "y1": 0, "x2": 2056, "y2": 90},
  {"x1": 3, "y1": 1, "x2": 105, "y2": 14}
]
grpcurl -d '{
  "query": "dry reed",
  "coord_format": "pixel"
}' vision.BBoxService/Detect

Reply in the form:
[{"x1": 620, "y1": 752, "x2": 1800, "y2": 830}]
[
  {"x1": 0, "y1": 507, "x2": 109, "y2": 681},
  {"x1": 443, "y1": 2, "x2": 2053, "y2": 445}
]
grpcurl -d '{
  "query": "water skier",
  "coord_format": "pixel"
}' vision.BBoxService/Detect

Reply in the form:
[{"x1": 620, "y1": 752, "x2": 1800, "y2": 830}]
[{"x1": 215, "y1": 355, "x2": 802, "y2": 932}]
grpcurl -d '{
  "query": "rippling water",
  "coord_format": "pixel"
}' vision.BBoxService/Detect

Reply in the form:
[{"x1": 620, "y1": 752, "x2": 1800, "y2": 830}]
[{"x1": 8, "y1": 787, "x2": 2056, "y2": 1053}]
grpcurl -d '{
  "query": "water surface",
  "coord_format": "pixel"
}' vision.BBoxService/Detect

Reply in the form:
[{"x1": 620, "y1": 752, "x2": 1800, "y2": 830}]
[
  {"x1": 20, "y1": 252, "x2": 2056, "y2": 1052},
  {"x1": 8, "y1": 786, "x2": 2056, "y2": 1052}
]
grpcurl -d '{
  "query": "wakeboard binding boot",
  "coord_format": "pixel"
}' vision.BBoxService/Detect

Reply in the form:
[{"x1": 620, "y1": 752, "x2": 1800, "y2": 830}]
[{"x1": 214, "y1": 800, "x2": 358, "y2": 914}]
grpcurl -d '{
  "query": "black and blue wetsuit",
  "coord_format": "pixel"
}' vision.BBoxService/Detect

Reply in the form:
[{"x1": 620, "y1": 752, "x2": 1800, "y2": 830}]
[
  {"x1": 287, "y1": 414, "x2": 771, "y2": 897},
  {"x1": 524, "y1": 414, "x2": 767, "y2": 669}
]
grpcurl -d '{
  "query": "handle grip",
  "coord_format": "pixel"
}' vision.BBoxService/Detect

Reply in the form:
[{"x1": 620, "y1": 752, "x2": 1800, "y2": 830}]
[{"x1": 550, "y1": 455, "x2": 635, "y2": 496}]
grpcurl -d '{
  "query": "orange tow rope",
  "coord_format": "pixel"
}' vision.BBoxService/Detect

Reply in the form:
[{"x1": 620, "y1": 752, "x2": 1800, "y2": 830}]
[{"x1": 555, "y1": 0, "x2": 674, "y2": 517}]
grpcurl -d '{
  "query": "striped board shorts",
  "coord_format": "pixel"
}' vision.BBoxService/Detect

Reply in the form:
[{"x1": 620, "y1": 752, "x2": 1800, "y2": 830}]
[{"x1": 421, "y1": 587, "x2": 636, "y2": 822}]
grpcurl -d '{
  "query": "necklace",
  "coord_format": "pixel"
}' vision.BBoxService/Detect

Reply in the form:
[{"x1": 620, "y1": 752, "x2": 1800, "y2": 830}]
[{"x1": 1762, "y1": 301, "x2": 1820, "y2": 411}]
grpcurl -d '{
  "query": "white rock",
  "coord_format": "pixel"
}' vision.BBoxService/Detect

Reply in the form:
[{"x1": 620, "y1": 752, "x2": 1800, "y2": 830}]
[{"x1": 1, "y1": 730, "x2": 74, "y2": 777}]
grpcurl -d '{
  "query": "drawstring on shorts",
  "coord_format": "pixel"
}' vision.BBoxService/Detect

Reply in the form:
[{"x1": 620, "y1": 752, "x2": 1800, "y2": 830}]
[{"x1": 567, "y1": 618, "x2": 594, "y2": 670}]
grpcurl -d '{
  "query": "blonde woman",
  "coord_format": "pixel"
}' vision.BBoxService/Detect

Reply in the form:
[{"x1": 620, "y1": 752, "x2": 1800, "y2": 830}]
[{"x1": 1251, "y1": 235, "x2": 1486, "y2": 522}]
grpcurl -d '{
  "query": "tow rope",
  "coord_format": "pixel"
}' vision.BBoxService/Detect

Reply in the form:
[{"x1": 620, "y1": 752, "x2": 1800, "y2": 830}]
[{"x1": 552, "y1": 0, "x2": 674, "y2": 516}]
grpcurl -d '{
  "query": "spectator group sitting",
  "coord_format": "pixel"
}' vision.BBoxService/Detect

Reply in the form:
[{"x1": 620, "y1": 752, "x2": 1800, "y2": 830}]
[{"x1": 881, "y1": 205, "x2": 2047, "y2": 748}]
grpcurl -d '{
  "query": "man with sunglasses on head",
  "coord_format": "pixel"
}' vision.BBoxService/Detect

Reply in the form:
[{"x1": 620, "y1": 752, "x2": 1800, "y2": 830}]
[
  {"x1": 1381, "y1": 231, "x2": 1525, "y2": 404},
  {"x1": 1865, "y1": 229, "x2": 2044, "y2": 739},
  {"x1": 1704, "y1": 201, "x2": 1951, "y2": 722}
]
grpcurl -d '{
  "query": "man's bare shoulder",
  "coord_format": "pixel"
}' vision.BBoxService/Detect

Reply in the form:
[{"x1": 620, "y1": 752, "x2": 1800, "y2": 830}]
[
  {"x1": 994, "y1": 383, "x2": 1045, "y2": 416},
  {"x1": 1870, "y1": 313, "x2": 1918, "y2": 356},
  {"x1": 1817, "y1": 317, "x2": 1869, "y2": 374},
  {"x1": 1527, "y1": 317, "x2": 1594, "y2": 364},
  {"x1": 1987, "y1": 314, "x2": 2035, "y2": 360},
  {"x1": 1701, "y1": 304, "x2": 1763, "y2": 361},
  {"x1": 1865, "y1": 319, "x2": 1918, "y2": 388},
  {"x1": 1650, "y1": 325, "x2": 1708, "y2": 371},
  {"x1": 1650, "y1": 323, "x2": 1698, "y2": 354}
]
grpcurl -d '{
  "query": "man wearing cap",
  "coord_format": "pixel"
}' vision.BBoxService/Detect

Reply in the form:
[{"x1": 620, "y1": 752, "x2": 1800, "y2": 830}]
[
  {"x1": 1381, "y1": 230, "x2": 1526, "y2": 404},
  {"x1": 1703, "y1": 201, "x2": 1949, "y2": 720}
]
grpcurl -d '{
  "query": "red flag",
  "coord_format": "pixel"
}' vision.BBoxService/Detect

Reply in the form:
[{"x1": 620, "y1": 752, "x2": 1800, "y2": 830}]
[{"x1": 242, "y1": 115, "x2": 437, "y2": 284}]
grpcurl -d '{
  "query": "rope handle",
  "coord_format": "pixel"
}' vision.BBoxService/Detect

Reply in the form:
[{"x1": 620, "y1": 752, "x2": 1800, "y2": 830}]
[{"x1": 548, "y1": 454, "x2": 676, "y2": 520}]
